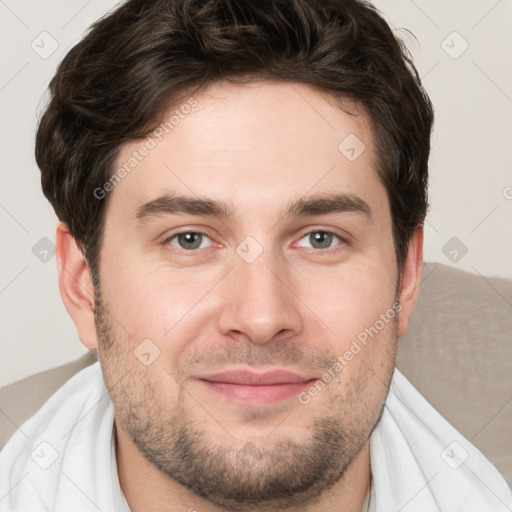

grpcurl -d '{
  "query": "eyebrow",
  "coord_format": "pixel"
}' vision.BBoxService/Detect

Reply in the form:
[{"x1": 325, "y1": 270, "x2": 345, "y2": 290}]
[{"x1": 134, "y1": 192, "x2": 372, "y2": 223}]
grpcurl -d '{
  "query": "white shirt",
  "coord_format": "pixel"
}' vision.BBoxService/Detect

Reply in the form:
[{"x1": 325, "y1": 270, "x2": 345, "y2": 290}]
[{"x1": 0, "y1": 361, "x2": 510, "y2": 511}]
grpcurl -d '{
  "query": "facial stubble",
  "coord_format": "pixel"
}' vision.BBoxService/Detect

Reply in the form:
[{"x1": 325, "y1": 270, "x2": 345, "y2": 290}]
[{"x1": 93, "y1": 285, "x2": 397, "y2": 511}]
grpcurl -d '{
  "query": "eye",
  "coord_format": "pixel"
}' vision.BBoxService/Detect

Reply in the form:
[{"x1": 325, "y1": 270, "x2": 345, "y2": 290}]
[
  {"x1": 165, "y1": 231, "x2": 213, "y2": 251},
  {"x1": 296, "y1": 230, "x2": 344, "y2": 251},
  {"x1": 163, "y1": 229, "x2": 345, "y2": 253}
]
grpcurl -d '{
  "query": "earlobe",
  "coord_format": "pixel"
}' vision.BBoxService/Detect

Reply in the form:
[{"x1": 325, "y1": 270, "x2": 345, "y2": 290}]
[
  {"x1": 56, "y1": 222, "x2": 99, "y2": 349},
  {"x1": 397, "y1": 226, "x2": 424, "y2": 337}
]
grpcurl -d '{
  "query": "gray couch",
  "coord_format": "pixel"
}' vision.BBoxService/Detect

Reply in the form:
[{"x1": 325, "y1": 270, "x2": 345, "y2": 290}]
[{"x1": 1, "y1": 262, "x2": 511, "y2": 485}]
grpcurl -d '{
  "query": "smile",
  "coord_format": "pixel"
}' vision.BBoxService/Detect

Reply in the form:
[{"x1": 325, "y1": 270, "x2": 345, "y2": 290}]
[{"x1": 195, "y1": 369, "x2": 318, "y2": 405}]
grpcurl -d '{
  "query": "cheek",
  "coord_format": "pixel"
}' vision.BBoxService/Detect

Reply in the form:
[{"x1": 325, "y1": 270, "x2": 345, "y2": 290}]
[
  {"x1": 99, "y1": 262, "x2": 219, "y2": 357},
  {"x1": 303, "y1": 263, "x2": 397, "y2": 350}
]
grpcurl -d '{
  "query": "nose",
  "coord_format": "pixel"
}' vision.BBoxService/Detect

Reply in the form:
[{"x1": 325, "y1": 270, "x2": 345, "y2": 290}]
[{"x1": 217, "y1": 249, "x2": 304, "y2": 345}]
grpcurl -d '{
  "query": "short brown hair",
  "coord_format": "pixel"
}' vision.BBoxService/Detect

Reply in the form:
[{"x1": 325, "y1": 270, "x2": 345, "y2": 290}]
[{"x1": 35, "y1": 0, "x2": 434, "y2": 281}]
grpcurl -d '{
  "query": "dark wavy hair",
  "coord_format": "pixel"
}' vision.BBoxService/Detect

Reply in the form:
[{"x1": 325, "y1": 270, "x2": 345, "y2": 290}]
[{"x1": 35, "y1": 0, "x2": 434, "y2": 282}]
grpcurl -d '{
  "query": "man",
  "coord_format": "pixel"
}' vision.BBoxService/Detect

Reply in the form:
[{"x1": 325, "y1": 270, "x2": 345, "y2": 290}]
[{"x1": 0, "y1": 0, "x2": 510, "y2": 510}]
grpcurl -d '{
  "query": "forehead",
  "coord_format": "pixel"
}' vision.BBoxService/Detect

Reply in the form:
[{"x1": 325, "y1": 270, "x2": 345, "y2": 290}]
[{"x1": 107, "y1": 80, "x2": 385, "y2": 222}]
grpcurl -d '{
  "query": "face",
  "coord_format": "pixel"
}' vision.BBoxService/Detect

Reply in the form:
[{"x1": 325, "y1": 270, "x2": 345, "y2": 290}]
[{"x1": 90, "y1": 81, "x2": 413, "y2": 509}]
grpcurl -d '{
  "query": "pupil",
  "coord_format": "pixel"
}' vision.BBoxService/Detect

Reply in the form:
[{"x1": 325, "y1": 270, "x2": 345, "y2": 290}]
[
  {"x1": 179, "y1": 232, "x2": 201, "y2": 249},
  {"x1": 311, "y1": 231, "x2": 331, "y2": 249}
]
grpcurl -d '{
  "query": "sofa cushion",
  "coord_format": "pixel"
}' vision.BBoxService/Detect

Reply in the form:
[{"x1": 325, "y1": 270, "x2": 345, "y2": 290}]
[{"x1": 397, "y1": 262, "x2": 512, "y2": 485}]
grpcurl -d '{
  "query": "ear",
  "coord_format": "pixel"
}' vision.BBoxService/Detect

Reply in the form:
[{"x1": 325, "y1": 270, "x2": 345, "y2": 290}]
[
  {"x1": 397, "y1": 225, "x2": 424, "y2": 336},
  {"x1": 56, "y1": 222, "x2": 99, "y2": 349}
]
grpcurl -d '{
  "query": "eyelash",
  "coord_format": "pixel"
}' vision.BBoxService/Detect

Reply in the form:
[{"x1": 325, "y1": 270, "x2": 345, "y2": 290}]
[{"x1": 161, "y1": 229, "x2": 347, "y2": 255}]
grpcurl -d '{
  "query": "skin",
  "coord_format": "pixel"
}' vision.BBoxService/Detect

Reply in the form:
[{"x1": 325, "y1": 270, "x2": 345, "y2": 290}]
[{"x1": 56, "y1": 80, "x2": 423, "y2": 512}]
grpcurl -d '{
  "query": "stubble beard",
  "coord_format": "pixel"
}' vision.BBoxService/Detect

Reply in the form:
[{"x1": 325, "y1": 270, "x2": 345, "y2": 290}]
[{"x1": 94, "y1": 286, "x2": 397, "y2": 511}]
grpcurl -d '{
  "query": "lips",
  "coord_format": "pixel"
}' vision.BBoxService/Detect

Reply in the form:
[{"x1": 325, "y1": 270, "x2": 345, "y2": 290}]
[
  {"x1": 201, "y1": 369, "x2": 312, "y2": 385},
  {"x1": 195, "y1": 369, "x2": 317, "y2": 405}
]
